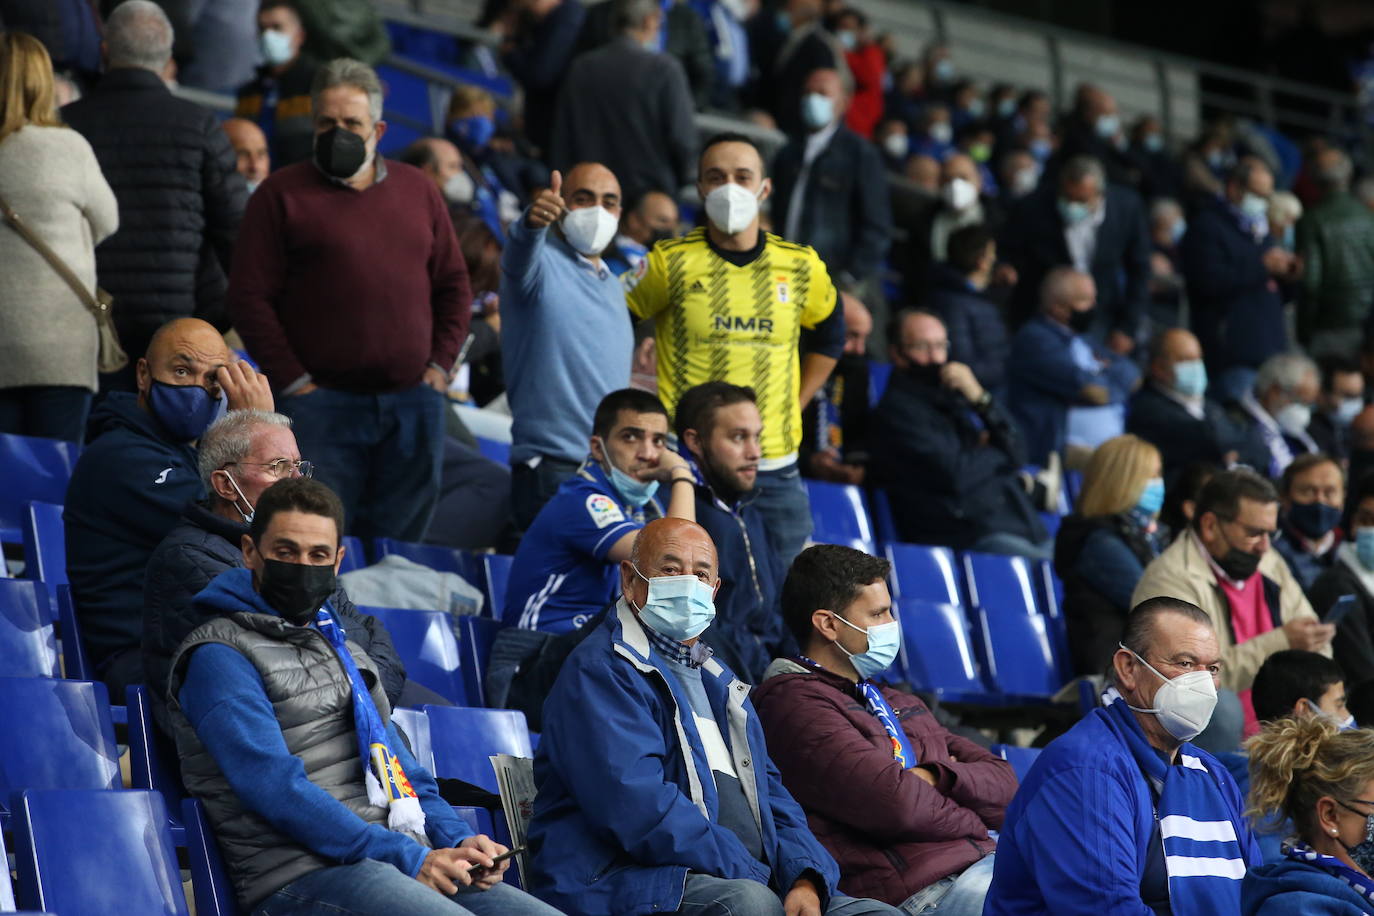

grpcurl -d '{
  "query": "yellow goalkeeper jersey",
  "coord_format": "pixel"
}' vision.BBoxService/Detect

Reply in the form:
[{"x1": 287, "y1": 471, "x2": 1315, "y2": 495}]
[{"x1": 624, "y1": 227, "x2": 839, "y2": 462}]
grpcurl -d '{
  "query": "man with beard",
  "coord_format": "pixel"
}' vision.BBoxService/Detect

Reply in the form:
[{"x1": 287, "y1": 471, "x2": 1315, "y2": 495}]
[
  {"x1": 675, "y1": 382, "x2": 792, "y2": 681},
  {"x1": 870, "y1": 309, "x2": 1050, "y2": 559}
]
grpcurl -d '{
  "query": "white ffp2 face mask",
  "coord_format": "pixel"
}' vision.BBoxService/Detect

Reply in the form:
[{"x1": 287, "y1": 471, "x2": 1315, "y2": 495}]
[
  {"x1": 704, "y1": 182, "x2": 761, "y2": 235},
  {"x1": 1120, "y1": 643, "x2": 1218, "y2": 741},
  {"x1": 561, "y1": 205, "x2": 619, "y2": 256}
]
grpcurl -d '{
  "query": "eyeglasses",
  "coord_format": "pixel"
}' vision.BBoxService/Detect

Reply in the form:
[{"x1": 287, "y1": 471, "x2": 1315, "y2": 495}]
[{"x1": 228, "y1": 459, "x2": 314, "y2": 479}]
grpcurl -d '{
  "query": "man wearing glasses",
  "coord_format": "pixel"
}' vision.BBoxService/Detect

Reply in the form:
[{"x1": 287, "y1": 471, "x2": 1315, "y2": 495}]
[
  {"x1": 1132, "y1": 468, "x2": 1332, "y2": 752},
  {"x1": 141, "y1": 409, "x2": 411, "y2": 733}
]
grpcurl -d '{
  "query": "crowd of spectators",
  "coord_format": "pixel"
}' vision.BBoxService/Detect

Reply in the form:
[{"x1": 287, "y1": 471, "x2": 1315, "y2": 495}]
[{"x1": 10, "y1": 0, "x2": 1374, "y2": 913}]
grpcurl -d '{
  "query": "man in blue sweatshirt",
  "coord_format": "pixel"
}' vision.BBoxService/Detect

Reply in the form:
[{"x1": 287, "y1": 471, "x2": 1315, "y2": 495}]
[{"x1": 167, "y1": 477, "x2": 560, "y2": 916}]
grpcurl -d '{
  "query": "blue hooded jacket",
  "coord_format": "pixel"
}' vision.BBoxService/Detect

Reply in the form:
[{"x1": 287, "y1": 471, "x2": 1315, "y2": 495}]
[
  {"x1": 527, "y1": 600, "x2": 840, "y2": 915},
  {"x1": 64, "y1": 392, "x2": 203, "y2": 665},
  {"x1": 1242, "y1": 857, "x2": 1374, "y2": 915}
]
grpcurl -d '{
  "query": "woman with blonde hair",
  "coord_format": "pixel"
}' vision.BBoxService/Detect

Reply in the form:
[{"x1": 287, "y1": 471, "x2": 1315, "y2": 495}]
[
  {"x1": 1053, "y1": 433, "x2": 1165, "y2": 676},
  {"x1": 1243, "y1": 716, "x2": 1374, "y2": 913},
  {"x1": 0, "y1": 31, "x2": 117, "y2": 441}
]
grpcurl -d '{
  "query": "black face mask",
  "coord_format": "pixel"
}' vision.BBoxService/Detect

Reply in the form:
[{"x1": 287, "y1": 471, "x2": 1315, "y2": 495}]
[
  {"x1": 647, "y1": 227, "x2": 674, "y2": 247},
  {"x1": 258, "y1": 558, "x2": 337, "y2": 626},
  {"x1": 1067, "y1": 307, "x2": 1096, "y2": 333},
  {"x1": 906, "y1": 362, "x2": 944, "y2": 387},
  {"x1": 313, "y1": 127, "x2": 368, "y2": 179}
]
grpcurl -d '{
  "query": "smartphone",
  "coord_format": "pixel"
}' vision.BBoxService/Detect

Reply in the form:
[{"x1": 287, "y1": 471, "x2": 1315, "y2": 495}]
[
  {"x1": 1325, "y1": 595, "x2": 1358, "y2": 626},
  {"x1": 472, "y1": 846, "x2": 526, "y2": 874}
]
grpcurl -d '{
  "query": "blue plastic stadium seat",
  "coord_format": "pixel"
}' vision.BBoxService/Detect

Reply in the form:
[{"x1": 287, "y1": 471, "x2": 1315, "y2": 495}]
[
  {"x1": 894, "y1": 599, "x2": 991, "y2": 703},
  {"x1": 21, "y1": 501, "x2": 66, "y2": 586},
  {"x1": 976, "y1": 608, "x2": 1062, "y2": 699},
  {"x1": 362, "y1": 606, "x2": 468, "y2": 705},
  {"x1": 338, "y1": 535, "x2": 366, "y2": 574},
  {"x1": 1038, "y1": 510, "x2": 1062, "y2": 541},
  {"x1": 126, "y1": 685, "x2": 187, "y2": 844},
  {"x1": 0, "y1": 678, "x2": 119, "y2": 825},
  {"x1": 476, "y1": 437, "x2": 511, "y2": 467},
  {"x1": 885, "y1": 543, "x2": 962, "y2": 606},
  {"x1": 391, "y1": 707, "x2": 434, "y2": 771},
  {"x1": 868, "y1": 362, "x2": 892, "y2": 406},
  {"x1": 459, "y1": 615, "x2": 506, "y2": 707},
  {"x1": 183, "y1": 798, "x2": 240, "y2": 916},
  {"x1": 483, "y1": 554, "x2": 513, "y2": 620},
  {"x1": 55, "y1": 585, "x2": 92, "y2": 680},
  {"x1": 805, "y1": 480, "x2": 875, "y2": 546},
  {"x1": 0, "y1": 433, "x2": 79, "y2": 544},
  {"x1": 373, "y1": 538, "x2": 478, "y2": 584},
  {"x1": 990, "y1": 743, "x2": 1042, "y2": 782},
  {"x1": 962, "y1": 551, "x2": 1040, "y2": 616},
  {"x1": 423, "y1": 706, "x2": 531, "y2": 794},
  {"x1": 867, "y1": 489, "x2": 899, "y2": 547},
  {"x1": 0, "y1": 580, "x2": 57, "y2": 677},
  {"x1": 12, "y1": 789, "x2": 189, "y2": 916}
]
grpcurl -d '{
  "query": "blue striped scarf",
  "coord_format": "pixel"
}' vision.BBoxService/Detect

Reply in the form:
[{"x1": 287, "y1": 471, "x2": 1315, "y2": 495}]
[{"x1": 1106, "y1": 692, "x2": 1251, "y2": 916}]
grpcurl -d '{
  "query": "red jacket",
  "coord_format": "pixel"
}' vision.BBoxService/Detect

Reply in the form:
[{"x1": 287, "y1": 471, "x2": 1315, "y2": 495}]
[
  {"x1": 752, "y1": 659, "x2": 1016, "y2": 905},
  {"x1": 843, "y1": 44, "x2": 886, "y2": 139}
]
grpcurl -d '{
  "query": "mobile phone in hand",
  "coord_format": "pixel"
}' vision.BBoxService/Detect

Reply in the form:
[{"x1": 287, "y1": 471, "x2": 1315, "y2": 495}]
[{"x1": 1325, "y1": 595, "x2": 1358, "y2": 626}]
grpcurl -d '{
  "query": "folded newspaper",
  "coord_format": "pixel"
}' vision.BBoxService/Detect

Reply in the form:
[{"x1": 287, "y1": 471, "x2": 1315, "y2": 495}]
[{"x1": 490, "y1": 754, "x2": 536, "y2": 886}]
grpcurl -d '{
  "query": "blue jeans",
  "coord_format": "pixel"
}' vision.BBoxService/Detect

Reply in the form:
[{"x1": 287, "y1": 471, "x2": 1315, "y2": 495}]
[
  {"x1": 280, "y1": 384, "x2": 445, "y2": 541},
  {"x1": 251, "y1": 859, "x2": 561, "y2": 916},
  {"x1": 510, "y1": 455, "x2": 581, "y2": 531},
  {"x1": 898, "y1": 853, "x2": 995, "y2": 916},
  {"x1": 751, "y1": 463, "x2": 814, "y2": 568},
  {"x1": 0, "y1": 385, "x2": 91, "y2": 442},
  {"x1": 674, "y1": 874, "x2": 903, "y2": 916}
]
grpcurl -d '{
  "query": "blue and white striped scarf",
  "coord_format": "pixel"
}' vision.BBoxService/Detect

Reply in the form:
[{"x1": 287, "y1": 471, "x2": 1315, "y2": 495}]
[
  {"x1": 1282, "y1": 840, "x2": 1374, "y2": 906},
  {"x1": 1106, "y1": 691, "x2": 1251, "y2": 916}
]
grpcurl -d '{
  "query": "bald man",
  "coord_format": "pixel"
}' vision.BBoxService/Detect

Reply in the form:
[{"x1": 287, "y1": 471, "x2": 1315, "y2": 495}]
[
  {"x1": 1127, "y1": 327, "x2": 1269, "y2": 481},
  {"x1": 1006, "y1": 267, "x2": 1141, "y2": 466},
  {"x1": 223, "y1": 118, "x2": 270, "y2": 192},
  {"x1": 500, "y1": 163, "x2": 635, "y2": 529},
  {"x1": 530, "y1": 517, "x2": 903, "y2": 916},
  {"x1": 64, "y1": 317, "x2": 273, "y2": 698},
  {"x1": 772, "y1": 66, "x2": 892, "y2": 289}
]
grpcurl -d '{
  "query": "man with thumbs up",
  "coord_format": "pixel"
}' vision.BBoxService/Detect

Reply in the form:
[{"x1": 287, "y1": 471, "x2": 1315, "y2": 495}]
[{"x1": 500, "y1": 163, "x2": 636, "y2": 529}]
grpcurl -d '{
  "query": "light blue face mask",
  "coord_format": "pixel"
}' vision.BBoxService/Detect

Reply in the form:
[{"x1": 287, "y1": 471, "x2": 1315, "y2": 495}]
[
  {"x1": 1358, "y1": 527, "x2": 1374, "y2": 572},
  {"x1": 597, "y1": 438, "x2": 660, "y2": 508},
  {"x1": 1136, "y1": 477, "x2": 1165, "y2": 517},
  {"x1": 1170, "y1": 218, "x2": 1187, "y2": 246},
  {"x1": 1173, "y1": 358, "x2": 1208, "y2": 398},
  {"x1": 633, "y1": 566, "x2": 716, "y2": 641},
  {"x1": 1058, "y1": 198, "x2": 1092, "y2": 225},
  {"x1": 801, "y1": 92, "x2": 834, "y2": 130},
  {"x1": 1306, "y1": 699, "x2": 1357, "y2": 731},
  {"x1": 1095, "y1": 113, "x2": 1120, "y2": 139},
  {"x1": 1337, "y1": 397, "x2": 1364, "y2": 428},
  {"x1": 1239, "y1": 192, "x2": 1269, "y2": 221},
  {"x1": 830, "y1": 612, "x2": 900, "y2": 680}
]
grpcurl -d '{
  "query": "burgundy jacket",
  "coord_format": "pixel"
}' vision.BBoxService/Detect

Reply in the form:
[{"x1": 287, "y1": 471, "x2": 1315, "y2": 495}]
[{"x1": 752, "y1": 659, "x2": 1017, "y2": 905}]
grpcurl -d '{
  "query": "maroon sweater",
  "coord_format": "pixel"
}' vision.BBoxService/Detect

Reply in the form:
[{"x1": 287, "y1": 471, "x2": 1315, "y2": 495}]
[
  {"x1": 227, "y1": 159, "x2": 470, "y2": 393},
  {"x1": 753, "y1": 661, "x2": 1017, "y2": 905}
]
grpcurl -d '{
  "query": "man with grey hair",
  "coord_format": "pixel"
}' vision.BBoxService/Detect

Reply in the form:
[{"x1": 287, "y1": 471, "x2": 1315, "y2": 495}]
[
  {"x1": 63, "y1": 0, "x2": 247, "y2": 391},
  {"x1": 1296, "y1": 147, "x2": 1374, "y2": 356},
  {"x1": 1228, "y1": 351, "x2": 1321, "y2": 478},
  {"x1": 228, "y1": 57, "x2": 471, "y2": 542},
  {"x1": 1000, "y1": 153, "x2": 1151, "y2": 355},
  {"x1": 141, "y1": 409, "x2": 409, "y2": 731}
]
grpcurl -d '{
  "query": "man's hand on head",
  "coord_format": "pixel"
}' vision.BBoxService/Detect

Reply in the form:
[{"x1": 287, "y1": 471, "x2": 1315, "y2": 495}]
[
  {"x1": 525, "y1": 170, "x2": 567, "y2": 230},
  {"x1": 783, "y1": 876, "x2": 823, "y2": 916},
  {"x1": 218, "y1": 360, "x2": 274, "y2": 412}
]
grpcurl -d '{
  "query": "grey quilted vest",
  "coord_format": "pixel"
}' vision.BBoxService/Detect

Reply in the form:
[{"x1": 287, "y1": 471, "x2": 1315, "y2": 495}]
[{"x1": 167, "y1": 611, "x2": 429, "y2": 911}]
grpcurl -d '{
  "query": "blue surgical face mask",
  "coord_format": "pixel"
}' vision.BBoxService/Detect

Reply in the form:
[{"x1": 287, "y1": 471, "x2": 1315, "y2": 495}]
[
  {"x1": 632, "y1": 566, "x2": 716, "y2": 641},
  {"x1": 1337, "y1": 397, "x2": 1364, "y2": 428},
  {"x1": 1029, "y1": 138, "x2": 1053, "y2": 162},
  {"x1": 1143, "y1": 132, "x2": 1165, "y2": 154},
  {"x1": 1173, "y1": 359, "x2": 1207, "y2": 398},
  {"x1": 148, "y1": 379, "x2": 224, "y2": 443},
  {"x1": 934, "y1": 59, "x2": 955, "y2": 83},
  {"x1": 1305, "y1": 699, "x2": 1357, "y2": 731},
  {"x1": 448, "y1": 114, "x2": 495, "y2": 151},
  {"x1": 962, "y1": 98, "x2": 985, "y2": 119},
  {"x1": 1357, "y1": 527, "x2": 1374, "y2": 571},
  {"x1": 1058, "y1": 197, "x2": 1092, "y2": 225},
  {"x1": 1136, "y1": 477, "x2": 1165, "y2": 517},
  {"x1": 596, "y1": 437, "x2": 660, "y2": 508},
  {"x1": 801, "y1": 92, "x2": 834, "y2": 130},
  {"x1": 1095, "y1": 113, "x2": 1120, "y2": 139},
  {"x1": 1170, "y1": 218, "x2": 1187, "y2": 246},
  {"x1": 1239, "y1": 192, "x2": 1269, "y2": 221},
  {"x1": 259, "y1": 28, "x2": 294, "y2": 66},
  {"x1": 996, "y1": 96, "x2": 1017, "y2": 119},
  {"x1": 830, "y1": 612, "x2": 900, "y2": 680}
]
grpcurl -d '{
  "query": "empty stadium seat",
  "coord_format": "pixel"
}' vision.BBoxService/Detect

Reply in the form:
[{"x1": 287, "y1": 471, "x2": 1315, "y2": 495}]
[
  {"x1": 362, "y1": 606, "x2": 468, "y2": 705},
  {"x1": 962, "y1": 551, "x2": 1040, "y2": 616},
  {"x1": 423, "y1": 705, "x2": 532, "y2": 794},
  {"x1": 0, "y1": 678, "x2": 120, "y2": 824},
  {"x1": 126, "y1": 686, "x2": 186, "y2": 844},
  {"x1": 338, "y1": 535, "x2": 366, "y2": 574},
  {"x1": 12, "y1": 789, "x2": 189, "y2": 916},
  {"x1": 54, "y1": 586, "x2": 92, "y2": 680},
  {"x1": 893, "y1": 599, "x2": 991, "y2": 703},
  {"x1": 976, "y1": 609, "x2": 1062, "y2": 699},
  {"x1": 0, "y1": 580, "x2": 57, "y2": 677},
  {"x1": 183, "y1": 798, "x2": 240, "y2": 916},
  {"x1": 0, "y1": 434, "x2": 79, "y2": 544},
  {"x1": 805, "y1": 480, "x2": 875, "y2": 547},
  {"x1": 20, "y1": 501, "x2": 65, "y2": 586},
  {"x1": 391, "y1": 706, "x2": 434, "y2": 771},
  {"x1": 885, "y1": 543, "x2": 962, "y2": 606},
  {"x1": 459, "y1": 615, "x2": 505, "y2": 707},
  {"x1": 482, "y1": 554, "x2": 513, "y2": 619},
  {"x1": 990, "y1": 743, "x2": 1042, "y2": 782}
]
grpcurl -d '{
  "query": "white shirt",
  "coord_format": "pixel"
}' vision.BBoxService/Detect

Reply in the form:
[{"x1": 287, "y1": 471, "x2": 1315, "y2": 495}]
[{"x1": 1064, "y1": 199, "x2": 1107, "y2": 273}]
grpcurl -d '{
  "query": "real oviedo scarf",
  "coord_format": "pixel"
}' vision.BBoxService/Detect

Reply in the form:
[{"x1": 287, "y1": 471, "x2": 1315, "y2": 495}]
[{"x1": 316, "y1": 608, "x2": 425, "y2": 835}]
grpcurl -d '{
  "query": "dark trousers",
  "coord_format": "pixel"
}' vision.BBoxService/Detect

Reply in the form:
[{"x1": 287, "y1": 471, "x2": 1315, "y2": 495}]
[
  {"x1": 0, "y1": 385, "x2": 92, "y2": 443},
  {"x1": 510, "y1": 455, "x2": 582, "y2": 531},
  {"x1": 280, "y1": 384, "x2": 446, "y2": 541}
]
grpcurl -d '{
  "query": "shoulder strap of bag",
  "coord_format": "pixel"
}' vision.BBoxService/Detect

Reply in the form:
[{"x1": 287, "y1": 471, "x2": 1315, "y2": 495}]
[{"x1": 0, "y1": 190, "x2": 107, "y2": 316}]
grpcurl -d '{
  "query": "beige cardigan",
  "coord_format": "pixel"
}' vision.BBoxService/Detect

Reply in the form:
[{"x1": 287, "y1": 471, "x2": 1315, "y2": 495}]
[{"x1": 1130, "y1": 529, "x2": 1324, "y2": 692}]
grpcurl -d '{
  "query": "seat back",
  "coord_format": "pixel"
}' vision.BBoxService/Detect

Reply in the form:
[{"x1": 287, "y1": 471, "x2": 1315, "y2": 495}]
[
  {"x1": 126, "y1": 686, "x2": 187, "y2": 843},
  {"x1": 21, "y1": 501, "x2": 66, "y2": 586},
  {"x1": 338, "y1": 535, "x2": 366, "y2": 574},
  {"x1": 422, "y1": 705, "x2": 532, "y2": 793},
  {"x1": 390, "y1": 707, "x2": 434, "y2": 771},
  {"x1": 0, "y1": 580, "x2": 57, "y2": 677},
  {"x1": 886, "y1": 543, "x2": 962, "y2": 606},
  {"x1": 55, "y1": 585, "x2": 92, "y2": 680},
  {"x1": 894, "y1": 599, "x2": 986, "y2": 697},
  {"x1": 0, "y1": 434, "x2": 79, "y2": 543},
  {"x1": 804, "y1": 480, "x2": 875, "y2": 546},
  {"x1": 362, "y1": 606, "x2": 468, "y2": 705},
  {"x1": 962, "y1": 551, "x2": 1040, "y2": 615},
  {"x1": 373, "y1": 538, "x2": 477, "y2": 583},
  {"x1": 459, "y1": 615, "x2": 506, "y2": 707},
  {"x1": 867, "y1": 489, "x2": 899, "y2": 547},
  {"x1": 976, "y1": 608, "x2": 1062, "y2": 698},
  {"x1": 0, "y1": 826, "x2": 15, "y2": 910},
  {"x1": 0, "y1": 678, "x2": 120, "y2": 814},
  {"x1": 483, "y1": 554, "x2": 513, "y2": 620},
  {"x1": 12, "y1": 788, "x2": 189, "y2": 916},
  {"x1": 475, "y1": 437, "x2": 511, "y2": 466},
  {"x1": 182, "y1": 798, "x2": 240, "y2": 916},
  {"x1": 990, "y1": 743, "x2": 1043, "y2": 782}
]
